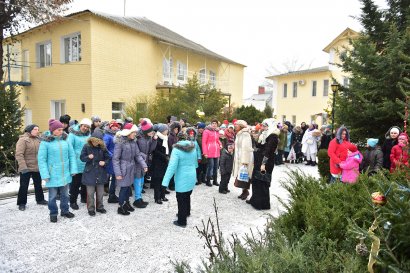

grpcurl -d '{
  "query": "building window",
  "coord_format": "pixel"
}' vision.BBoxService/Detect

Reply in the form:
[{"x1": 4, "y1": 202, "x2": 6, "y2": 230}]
[
  {"x1": 62, "y1": 33, "x2": 81, "y2": 63},
  {"x1": 37, "y1": 41, "x2": 52, "y2": 68},
  {"x1": 283, "y1": 83, "x2": 287, "y2": 98},
  {"x1": 177, "y1": 61, "x2": 187, "y2": 82},
  {"x1": 50, "y1": 100, "x2": 65, "y2": 120},
  {"x1": 199, "y1": 68, "x2": 206, "y2": 84},
  {"x1": 323, "y1": 79, "x2": 329, "y2": 96},
  {"x1": 343, "y1": 77, "x2": 350, "y2": 87},
  {"x1": 292, "y1": 115, "x2": 296, "y2": 124},
  {"x1": 163, "y1": 57, "x2": 173, "y2": 83},
  {"x1": 22, "y1": 50, "x2": 30, "y2": 81},
  {"x1": 292, "y1": 82, "x2": 298, "y2": 98},
  {"x1": 312, "y1": 80, "x2": 317, "y2": 97},
  {"x1": 282, "y1": 115, "x2": 286, "y2": 122},
  {"x1": 112, "y1": 102, "x2": 125, "y2": 120},
  {"x1": 209, "y1": 70, "x2": 216, "y2": 87}
]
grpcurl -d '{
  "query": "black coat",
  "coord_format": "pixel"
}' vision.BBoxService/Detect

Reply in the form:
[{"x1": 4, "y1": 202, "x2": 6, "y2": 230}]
[
  {"x1": 219, "y1": 149, "x2": 234, "y2": 175},
  {"x1": 253, "y1": 134, "x2": 278, "y2": 175},
  {"x1": 151, "y1": 138, "x2": 169, "y2": 179},
  {"x1": 319, "y1": 134, "x2": 332, "y2": 150},
  {"x1": 382, "y1": 138, "x2": 398, "y2": 170},
  {"x1": 80, "y1": 138, "x2": 110, "y2": 186}
]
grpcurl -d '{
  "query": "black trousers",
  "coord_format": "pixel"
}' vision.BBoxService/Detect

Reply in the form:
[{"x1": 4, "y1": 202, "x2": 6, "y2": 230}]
[
  {"x1": 176, "y1": 190, "x2": 192, "y2": 225},
  {"x1": 17, "y1": 172, "x2": 45, "y2": 205},
  {"x1": 69, "y1": 173, "x2": 86, "y2": 204},
  {"x1": 152, "y1": 177, "x2": 165, "y2": 201},
  {"x1": 196, "y1": 163, "x2": 207, "y2": 183},
  {"x1": 219, "y1": 173, "x2": 231, "y2": 191}
]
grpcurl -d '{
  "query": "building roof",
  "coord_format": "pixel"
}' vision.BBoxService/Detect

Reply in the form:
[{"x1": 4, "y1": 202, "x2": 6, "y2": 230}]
[
  {"x1": 69, "y1": 10, "x2": 244, "y2": 66},
  {"x1": 322, "y1": 27, "x2": 360, "y2": 53},
  {"x1": 244, "y1": 93, "x2": 272, "y2": 101},
  {"x1": 266, "y1": 66, "x2": 330, "y2": 79}
]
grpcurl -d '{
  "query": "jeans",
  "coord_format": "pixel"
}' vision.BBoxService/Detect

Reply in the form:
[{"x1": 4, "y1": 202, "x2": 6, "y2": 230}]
[
  {"x1": 17, "y1": 172, "x2": 45, "y2": 205},
  {"x1": 133, "y1": 177, "x2": 144, "y2": 200},
  {"x1": 48, "y1": 185, "x2": 69, "y2": 216},
  {"x1": 108, "y1": 175, "x2": 117, "y2": 196},
  {"x1": 176, "y1": 190, "x2": 192, "y2": 225},
  {"x1": 69, "y1": 173, "x2": 86, "y2": 204},
  {"x1": 118, "y1": 187, "x2": 130, "y2": 206},
  {"x1": 206, "y1": 158, "x2": 219, "y2": 178}
]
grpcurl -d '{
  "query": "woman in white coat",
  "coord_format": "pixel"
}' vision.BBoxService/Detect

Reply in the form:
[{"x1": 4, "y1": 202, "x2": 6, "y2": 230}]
[
  {"x1": 232, "y1": 120, "x2": 254, "y2": 200},
  {"x1": 301, "y1": 123, "x2": 321, "y2": 166}
]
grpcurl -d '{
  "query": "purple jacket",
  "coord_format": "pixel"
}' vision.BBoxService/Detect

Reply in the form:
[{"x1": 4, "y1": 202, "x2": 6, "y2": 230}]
[{"x1": 339, "y1": 150, "x2": 363, "y2": 184}]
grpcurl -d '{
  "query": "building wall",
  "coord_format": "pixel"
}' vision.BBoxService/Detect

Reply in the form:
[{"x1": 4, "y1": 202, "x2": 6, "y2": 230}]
[{"x1": 17, "y1": 13, "x2": 92, "y2": 130}]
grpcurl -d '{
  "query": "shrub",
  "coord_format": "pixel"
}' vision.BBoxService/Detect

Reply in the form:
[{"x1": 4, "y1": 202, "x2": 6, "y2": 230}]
[{"x1": 317, "y1": 148, "x2": 330, "y2": 180}]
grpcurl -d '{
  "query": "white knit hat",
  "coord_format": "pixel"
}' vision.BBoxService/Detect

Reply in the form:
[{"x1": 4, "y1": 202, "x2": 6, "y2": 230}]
[
  {"x1": 79, "y1": 118, "x2": 92, "y2": 127},
  {"x1": 118, "y1": 124, "x2": 138, "y2": 136}
]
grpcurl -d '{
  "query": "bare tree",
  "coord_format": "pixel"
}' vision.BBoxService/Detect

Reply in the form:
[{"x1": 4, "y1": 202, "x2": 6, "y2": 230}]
[{"x1": 0, "y1": 0, "x2": 72, "y2": 81}]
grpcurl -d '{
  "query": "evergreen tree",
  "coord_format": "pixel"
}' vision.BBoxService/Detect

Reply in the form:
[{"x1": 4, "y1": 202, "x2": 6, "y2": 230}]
[
  {"x1": 0, "y1": 84, "x2": 24, "y2": 175},
  {"x1": 232, "y1": 105, "x2": 266, "y2": 125},
  {"x1": 337, "y1": 0, "x2": 410, "y2": 141},
  {"x1": 263, "y1": 103, "x2": 274, "y2": 118}
]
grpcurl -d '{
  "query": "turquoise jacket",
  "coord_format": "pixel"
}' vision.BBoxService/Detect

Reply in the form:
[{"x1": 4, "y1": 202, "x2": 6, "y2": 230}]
[
  {"x1": 67, "y1": 124, "x2": 90, "y2": 173},
  {"x1": 162, "y1": 140, "x2": 198, "y2": 193},
  {"x1": 38, "y1": 132, "x2": 78, "y2": 188}
]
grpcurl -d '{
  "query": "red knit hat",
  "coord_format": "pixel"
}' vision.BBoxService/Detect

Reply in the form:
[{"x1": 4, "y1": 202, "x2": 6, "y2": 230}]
[
  {"x1": 140, "y1": 120, "x2": 153, "y2": 134},
  {"x1": 123, "y1": 123, "x2": 133, "y2": 130},
  {"x1": 223, "y1": 119, "x2": 229, "y2": 125},
  {"x1": 49, "y1": 119, "x2": 63, "y2": 132},
  {"x1": 109, "y1": 120, "x2": 120, "y2": 129}
]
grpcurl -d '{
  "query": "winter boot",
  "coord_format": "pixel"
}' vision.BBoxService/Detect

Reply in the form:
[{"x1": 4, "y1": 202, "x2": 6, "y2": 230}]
[
  {"x1": 124, "y1": 201, "x2": 135, "y2": 212},
  {"x1": 310, "y1": 161, "x2": 317, "y2": 166},
  {"x1": 213, "y1": 175, "x2": 220, "y2": 186},
  {"x1": 206, "y1": 177, "x2": 212, "y2": 187},
  {"x1": 305, "y1": 160, "x2": 312, "y2": 166},
  {"x1": 117, "y1": 205, "x2": 130, "y2": 215},
  {"x1": 108, "y1": 195, "x2": 119, "y2": 203},
  {"x1": 133, "y1": 199, "x2": 147, "y2": 209}
]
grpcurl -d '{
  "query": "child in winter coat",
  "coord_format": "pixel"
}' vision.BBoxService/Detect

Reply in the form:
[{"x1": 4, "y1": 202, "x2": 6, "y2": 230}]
[
  {"x1": 360, "y1": 138, "x2": 383, "y2": 176},
  {"x1": 80, "y1": 129, "x2": 111, "y2": 216},
  {"x1": 389, "y1": 133, "x2": 409, "y2": 173},
  {"x1": 339, "y1": 144, "x2": 363, "y2": 184},
  {"x1": 219, "y1": 144, "x2": 234, "y2": 194}
]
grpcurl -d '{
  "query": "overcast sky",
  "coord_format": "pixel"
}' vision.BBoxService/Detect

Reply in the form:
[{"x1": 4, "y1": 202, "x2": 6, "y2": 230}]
[{"x1": 69, "y1": 0, "x2": 387, "y2": 98}]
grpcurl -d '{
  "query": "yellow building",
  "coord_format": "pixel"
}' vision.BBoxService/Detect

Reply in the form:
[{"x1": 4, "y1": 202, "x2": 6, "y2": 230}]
[
  {"x1": 3, "y1": 10, "x2": 245, "y2": 129},
  {"x1": 267, "y1": 28, "x2": 359, "y2": 127}
]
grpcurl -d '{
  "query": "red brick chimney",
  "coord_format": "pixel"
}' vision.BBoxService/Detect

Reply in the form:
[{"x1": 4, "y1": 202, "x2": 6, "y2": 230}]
[{"x1": 258, "y1": 86, "x2": 265, "y2": 94}]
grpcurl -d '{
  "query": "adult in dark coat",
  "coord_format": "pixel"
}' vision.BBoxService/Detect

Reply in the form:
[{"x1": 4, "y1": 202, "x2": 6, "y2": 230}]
[
  {"x1": 113, "y1": 124, "x2": 147, "y2": 215},
  {"x1": 166, "y1": 121, "x2": 181, "y2": 191},
  {"x1": 381, "y1": 126, "x2": 401, "y2": 170},
  {"x1": 291, "y1": 126, "x2": 304, "y2": 163},
  {"x1": 103, "y1": 121, "x2": 120, "y2": 203},
  {"x1": 80, "y1": 129, "x2": 110, "y2": 216},
  {"x1": 248, "y1": 119, "x2": 279, "y2": 210},
  {"x1": 151, "y1": 124, "x2": 170, "y2": 204}
]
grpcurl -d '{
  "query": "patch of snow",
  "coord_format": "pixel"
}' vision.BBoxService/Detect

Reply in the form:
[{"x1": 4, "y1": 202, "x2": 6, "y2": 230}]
[{"x1": 0, "y1": 163, "x2": 319, "y2": 272}]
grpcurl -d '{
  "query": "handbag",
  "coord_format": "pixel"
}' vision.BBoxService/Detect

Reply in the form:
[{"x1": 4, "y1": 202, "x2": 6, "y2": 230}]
[
  {"x1": 306, "y1": 139, "x2": 314, "y2": 145},
  {"x1": 253, "y1": 170, "x2": 271, "y2": 183}
]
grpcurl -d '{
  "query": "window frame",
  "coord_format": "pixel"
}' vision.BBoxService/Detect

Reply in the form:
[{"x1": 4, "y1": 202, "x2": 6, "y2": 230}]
[
  {"x1": 50, "y1": 100, "x2": 66, "y2": 120},
  {"x1": 312, "y1": 80, "x2": 317, "y2": 97},
  {"x1": 36, "y1": 40, "x2": 52, "y2": 68},
  {"x1": 176, "y1": 60, "x2": 187, "y2": 83},
  {"x1": 283, "y1": 83, "x2": 288, "y2": 98},
  {"x1": 112, "y1": 102, "x2": 125, "y2": 120},
  {"x1": 163, "y1": 57, "x2": 173, "y2": 84},
  {"x1": 292, "y1": 82, "x2": 298, "y2": 98},
  {"x1": 199, "y1": 68, "x2": 206, "y2": 84},
  {"x1": 61, "y1": 32, "x2": 82, "y2": 63},
  {"x1": 209, "y1": 70, "x2": 216, "y2": 87},
  {"x1": 323, "y1": 79, "x2": 329, "y2": 96}
]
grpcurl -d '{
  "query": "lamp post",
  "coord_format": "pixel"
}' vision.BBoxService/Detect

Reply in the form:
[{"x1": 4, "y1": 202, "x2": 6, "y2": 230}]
[{"x1": 330, "y1": 83, "x2": 340, "y2": 138}]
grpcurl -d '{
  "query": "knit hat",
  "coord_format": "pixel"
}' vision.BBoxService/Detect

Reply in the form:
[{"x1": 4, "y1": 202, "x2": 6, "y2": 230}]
[
  {"x1": 91, "y1": 116, "x2": 101, "y2": 123},
  {"x1": 228, "y1": 124, "x2": 234, "y2": 129},
  {"x1": 109, "y1": 120, "x2": 120, "y2": 129},
  {"x1": 59, "y1": 114, "x2": 71, "y2": 125},
  {"x1": 91, "y1": 128, "x2": 104, "y2": 140},
  {"x1": 155, "y1": 123, "x2": 168, "y2": 133},
  {"x1": 219, "y1": 129, "x2": 225, "y2": 135},
  {"x1": 186, "y1": 127, "x2": 197, "y2": 139},
  {"x1": 398, "y1": 133, "x2": 408, "y2": 141},
  {"x1": 79, "y1": 118, "x2": 92, "y2": 127},
  {"x1": 177, "y1": 130, "x2": 189, "y2": 140},
  {"x1": 348, "y1": 143, "x2": 358, "y2": 152},
  {"x1": 197, "y1": 122, "x2": 206, "y2": 129},
  {"x1": 49, "y1": 119, "x2": 64, "y2": 132},
  {"x1": 235, "y1": 120, "x2": 247, "y2": 128},
  {"x1": 232, "y1": 119, "x2": 238, "y2": 125},
  {"x1": 140, "y1": 120, "x2": 153, "y2": 134},
  {"x1": 24, "y1": 124, "x2": 39, "y2": 134},
  {"x1": 118, "y1": 123, "x2": 137, "y2": 136},
  {"x1": 116, "y1": 119, "x2": 124, "y2": 125},
  {"x1": 367, "y1": 138, "x2": 379, "y2": 148},
  {"x1": 220, "y1": 124, "x2": 227, "y2": 129},
  {"x1": 223, "y1": 120, "x2": 229, "y2": 125},
  {"x1": 125, "y1": 117, "x2": 133, "y2": 123}
]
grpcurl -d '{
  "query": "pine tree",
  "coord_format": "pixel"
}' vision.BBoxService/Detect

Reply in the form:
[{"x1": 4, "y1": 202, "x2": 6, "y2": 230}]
[
  {"x1": 0, "y1": 84, "x2": 24, "y2": 175},
  {"x1": 337, "y1": 0, "x2": 410, "y2": 141}
]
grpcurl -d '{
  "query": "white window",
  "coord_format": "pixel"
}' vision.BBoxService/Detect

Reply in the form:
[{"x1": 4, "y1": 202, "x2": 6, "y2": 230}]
[
  {"x1": 177, "y1": 61, "x2": 187, "y2": 82},
  {"x1": 22, "y1": 50, "x2": 30, "y2": 81},
  {"x1": 323, "y1": 79, "x2": 329, "y2": 96},
  {"x1": 283, "y1": 83, "x2": 287, "y2": 98},
  {"x1": 112, "y1": 102, "x2": 125, "y2": 120},
  {"x1": 199, "y1": 68, "x2": 206, "y2": 84},
  {"x1": 62, "y1": 33, "x2": 81, "y2": 63},
  {"x1": 312, "y1": 80, "x2": 317, "y2": 97},
  {"x1": 292, "y1": 115, "x2": 296, "y2": 124},
  {"x1": 292, "y1": 82, "x2": 298, "y2": 98},
  {"x1": 37, "y1": 41, "x2": 52, "y2": 68},
  {"x1": 163, "y1": 57, "x2": 173, "y2": 83},
  {"x1": 50, "y1": 100, "x2": 66, "y2": 120},
  {"x1": 209, "y1": 70, "x2": 216, "y2": 87}
]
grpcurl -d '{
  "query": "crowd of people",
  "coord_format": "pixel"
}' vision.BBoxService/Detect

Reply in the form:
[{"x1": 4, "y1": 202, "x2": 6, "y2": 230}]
[{"x1": 14, "y1": 114, "x2": 409, "y2": 227}]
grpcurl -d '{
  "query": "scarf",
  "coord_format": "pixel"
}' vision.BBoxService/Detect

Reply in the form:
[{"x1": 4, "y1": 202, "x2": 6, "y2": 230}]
[{"x1": 157, "y1": 131, "x2": 169, "y2": 155}]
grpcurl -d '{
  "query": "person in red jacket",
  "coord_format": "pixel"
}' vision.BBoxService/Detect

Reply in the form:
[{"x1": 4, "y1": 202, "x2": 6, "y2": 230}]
[
  {"x1": 390, "y1": 133, "x2": 409, "y2": 173},
  {"x1": 327, "y1": 126, "x2": 352, "y2": 182},
  {"x1": 202, "y1": 119, "x2": 222, "y2": 186}
]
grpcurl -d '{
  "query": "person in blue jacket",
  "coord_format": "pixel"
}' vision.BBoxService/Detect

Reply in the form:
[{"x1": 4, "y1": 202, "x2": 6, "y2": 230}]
[
  {"x1": 103, "y1": 120, "x2": 121, "y2": 203},
  {"x1": 67, "y1": 118, "x2": 91, "y2": 209},
  {"x1": 38, "y1": 119, "x2": 78, "y2": 223},
  {"x1": 162, "y1": 129, "x2": 198, "y2": 228}
]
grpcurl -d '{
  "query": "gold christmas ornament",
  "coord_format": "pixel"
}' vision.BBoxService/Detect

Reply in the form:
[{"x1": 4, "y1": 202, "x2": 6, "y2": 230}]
[{"x1": 371, "y1": 192, "x2": 387, "y2": 206}]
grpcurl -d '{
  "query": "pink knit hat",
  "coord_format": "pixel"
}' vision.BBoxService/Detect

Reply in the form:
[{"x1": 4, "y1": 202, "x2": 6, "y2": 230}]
[
  {"x1": 49, "y1": 119, "x2": 63, "y2": 132},
  {"x1": 140, "y1": 120, "x2": 153, "y2": 134}
]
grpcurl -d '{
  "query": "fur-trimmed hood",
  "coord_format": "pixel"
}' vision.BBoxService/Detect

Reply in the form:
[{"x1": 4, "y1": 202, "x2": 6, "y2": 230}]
[
  {"x1": 336, "y1": 126, "x2": 350, "y2": 144},
  {"x1": 40, "y1": 131, "x2": 68, "y2": 142},
  {"x1": 87, "y1": 137, "x2": 107, "y2": 150},
  {"x1": 69, "y1": 124, "x2": 91, "y2": 137},
  {"x1": 173, "y1": 140, "x2": 195, "y2": 152},
  {"x1": 205, "y1": 125, "x2": 219, "y2": 132},
  {"x1": 293, "y1": 126, "x2": 303, "y2": 134},
  {"x1": 169, "y1": 121, "x2": 181, "y2": 132}
]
